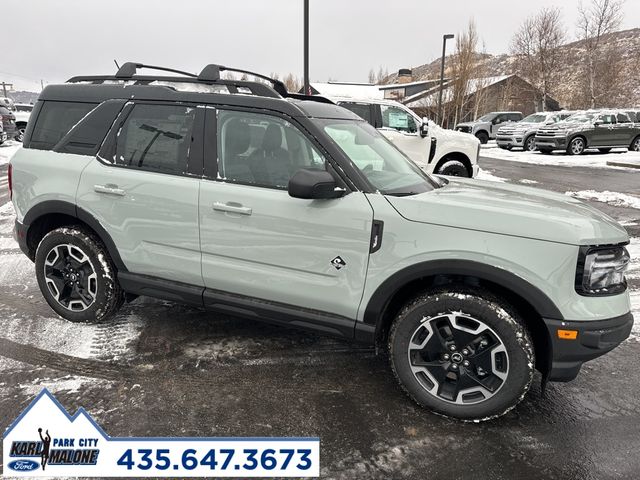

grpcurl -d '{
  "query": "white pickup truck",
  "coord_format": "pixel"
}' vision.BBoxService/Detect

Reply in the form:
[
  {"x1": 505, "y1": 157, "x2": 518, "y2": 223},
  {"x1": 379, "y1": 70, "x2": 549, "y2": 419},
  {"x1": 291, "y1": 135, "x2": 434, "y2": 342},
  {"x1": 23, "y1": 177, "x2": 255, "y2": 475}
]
[{"x1": 334, "y1": 98, "x2": 480, "y2": 177}]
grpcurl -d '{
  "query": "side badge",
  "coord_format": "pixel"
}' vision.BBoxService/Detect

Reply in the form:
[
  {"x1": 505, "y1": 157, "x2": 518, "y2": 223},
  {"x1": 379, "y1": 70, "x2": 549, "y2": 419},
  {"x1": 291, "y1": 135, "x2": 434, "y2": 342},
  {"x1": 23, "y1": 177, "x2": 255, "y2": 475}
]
[{"x1": 331, "y1": 256, "x2": 346, "y2": 270}]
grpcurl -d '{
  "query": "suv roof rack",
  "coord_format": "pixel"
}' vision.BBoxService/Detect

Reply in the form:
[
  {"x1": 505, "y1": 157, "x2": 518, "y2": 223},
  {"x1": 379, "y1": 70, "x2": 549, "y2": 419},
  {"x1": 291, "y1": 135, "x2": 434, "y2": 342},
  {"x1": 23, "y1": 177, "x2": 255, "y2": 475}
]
[{"x1": 67, "y1": 62, "x2": 335, "y2": 105}]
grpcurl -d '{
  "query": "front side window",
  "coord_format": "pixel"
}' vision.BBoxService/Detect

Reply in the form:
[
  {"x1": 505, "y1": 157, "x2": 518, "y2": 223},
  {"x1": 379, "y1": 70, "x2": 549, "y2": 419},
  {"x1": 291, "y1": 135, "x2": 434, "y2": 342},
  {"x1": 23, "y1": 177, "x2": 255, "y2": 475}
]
[
  {"x1": 217, "y1": 110, "x2": 326, "y2": 189},
  {"x1": 115, "y1": 104, "x2": 196, "y2": 175},
  {"x1": 28, "y1": 101, "x2": 98, "y2": 150},
  {"x1": 381, "y1": 105, "x2": 417, "y2": 133},
  {"x1": 598, "y1": 114, "x2": 616, "y2": 125},
  {"x1": 320, "y1": 119, "x2": 438, "y2": 196}
]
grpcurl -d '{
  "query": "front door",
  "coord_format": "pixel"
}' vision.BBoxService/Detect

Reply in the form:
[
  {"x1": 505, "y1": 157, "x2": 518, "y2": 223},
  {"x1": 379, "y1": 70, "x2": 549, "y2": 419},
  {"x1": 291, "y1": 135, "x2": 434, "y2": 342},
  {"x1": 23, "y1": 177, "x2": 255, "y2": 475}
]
[
  {"x1": 591, "y1": 113, "x2": 616, "y2": 146},
  {"x1": 377, "y1": 104, "x2": 430, "y2": 166},
  {"x1": 198, "y1": 108, "x2": 374, "y2": 319},
  {"x1": 76, "y1": 103, "x2": 203, "y2": 286}
]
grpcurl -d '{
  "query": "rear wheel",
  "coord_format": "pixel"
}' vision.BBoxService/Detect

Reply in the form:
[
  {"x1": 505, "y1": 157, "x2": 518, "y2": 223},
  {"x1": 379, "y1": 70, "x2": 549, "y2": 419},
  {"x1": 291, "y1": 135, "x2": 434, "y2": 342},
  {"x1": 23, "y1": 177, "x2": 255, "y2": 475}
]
[
  {"x1": 476, "y1": 131, "x2": 489, "y2": 145},
  {"x1": 389, "y1": 287, "x2": 534, "y2": 421},
  {"x1": 15, "y1": 125, "x2": 26, "y2": 143},
  {"x1": 567, "y1": 137, "x2": 586, "y2": 155},
  {"x1": 630, "y1": 136, "x2": 640, "y2": 152},
  {"x1": 35, "y1": 226, "x2": 124, "y2": 322},
  {"x1": 524, "y1": 136, "x2": 537, "y2": 152},
  {"x1": 437, "y1": 160, "x2": 469, "y2": 177}
]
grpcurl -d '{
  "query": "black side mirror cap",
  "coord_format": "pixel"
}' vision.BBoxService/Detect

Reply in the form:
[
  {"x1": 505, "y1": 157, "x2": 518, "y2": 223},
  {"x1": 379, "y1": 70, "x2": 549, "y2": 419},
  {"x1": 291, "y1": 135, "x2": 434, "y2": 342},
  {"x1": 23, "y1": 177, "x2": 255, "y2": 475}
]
[
  {"x1": 420, "y1": 123, "x2": 429, "y2": 138},
  {"x1": 288, "y1": 169, "x2": 344, "y2": 200}
]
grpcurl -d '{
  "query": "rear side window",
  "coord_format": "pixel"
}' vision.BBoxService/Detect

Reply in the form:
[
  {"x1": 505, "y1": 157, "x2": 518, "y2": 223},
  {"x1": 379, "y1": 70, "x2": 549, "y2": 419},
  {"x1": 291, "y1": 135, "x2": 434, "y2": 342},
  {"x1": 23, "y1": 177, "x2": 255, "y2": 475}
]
[
  {"x1": 340, "y1": 103, "x2": 373, "y2": 126},
  {"x1": 29, "y1": 101, "x2": 97, "y2": 150},
  {"x1": 114, "y1": 104, "x2": 196, "y2": 175},
  {"x1": 617, "y1": 113, "x2": 631, "y2": 123}
]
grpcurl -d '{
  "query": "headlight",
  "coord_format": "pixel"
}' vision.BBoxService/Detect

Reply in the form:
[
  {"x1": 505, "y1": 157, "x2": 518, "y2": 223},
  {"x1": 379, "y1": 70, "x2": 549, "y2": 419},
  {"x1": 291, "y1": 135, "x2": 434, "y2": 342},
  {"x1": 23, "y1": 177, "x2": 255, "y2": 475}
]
[{"x1": 576, "y1": 245, "x2": 630, "y2": 296}]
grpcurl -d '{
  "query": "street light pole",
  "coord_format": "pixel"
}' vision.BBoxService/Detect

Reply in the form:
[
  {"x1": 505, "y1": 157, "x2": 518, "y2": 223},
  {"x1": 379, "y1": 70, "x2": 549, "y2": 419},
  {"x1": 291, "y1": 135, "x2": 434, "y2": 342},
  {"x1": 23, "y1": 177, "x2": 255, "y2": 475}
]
[
  {"x1": 303, "y1": 0, "x2": 310, "y2": 95},
  {"x1": 437, "y1": 34, "x2": 454, "y2": 126}
]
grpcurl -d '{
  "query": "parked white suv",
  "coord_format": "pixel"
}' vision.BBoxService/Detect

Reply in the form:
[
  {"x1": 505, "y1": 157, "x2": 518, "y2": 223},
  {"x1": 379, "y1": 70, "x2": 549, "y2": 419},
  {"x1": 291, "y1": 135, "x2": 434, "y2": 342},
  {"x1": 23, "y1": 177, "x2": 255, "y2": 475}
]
[
  {"x1": 335, "y1": 98, "x2": 479, "y2": 178},
  {"x1": 12, "y1": 103, "x2": 34, "y2": 142}
]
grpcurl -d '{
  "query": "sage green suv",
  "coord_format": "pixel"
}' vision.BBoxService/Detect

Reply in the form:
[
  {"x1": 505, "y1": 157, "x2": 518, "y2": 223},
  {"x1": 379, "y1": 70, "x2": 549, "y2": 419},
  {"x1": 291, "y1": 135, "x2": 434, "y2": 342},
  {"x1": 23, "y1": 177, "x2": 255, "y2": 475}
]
[{"x1": 9, "y1": 63, "x2": 634, "y2": 420}]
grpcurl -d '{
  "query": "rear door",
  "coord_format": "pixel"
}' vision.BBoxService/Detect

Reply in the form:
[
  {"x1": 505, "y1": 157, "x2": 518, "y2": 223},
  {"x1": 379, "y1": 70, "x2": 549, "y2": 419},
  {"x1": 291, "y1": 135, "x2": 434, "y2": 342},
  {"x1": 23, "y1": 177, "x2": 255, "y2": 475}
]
[
  {"x1": 198, "y1": 107, "x2": 374, "y2": 320},
  {"x1": 76, "y1": 102, "x2": 204, "y2": 286},
  {"x1": 591, "y1": 114, "x2": 616, "y2": 146},
  {"x1": 615, "y1": 112, "x2": 635, "y2": 145}
]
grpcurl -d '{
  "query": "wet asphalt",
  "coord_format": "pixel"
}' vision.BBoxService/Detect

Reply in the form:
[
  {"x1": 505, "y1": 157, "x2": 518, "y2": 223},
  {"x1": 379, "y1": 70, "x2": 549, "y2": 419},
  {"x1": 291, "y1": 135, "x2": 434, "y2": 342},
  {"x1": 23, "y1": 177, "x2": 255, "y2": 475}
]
[{"x1": 0, "y1": 143, "x2": 639, "y2": 479}]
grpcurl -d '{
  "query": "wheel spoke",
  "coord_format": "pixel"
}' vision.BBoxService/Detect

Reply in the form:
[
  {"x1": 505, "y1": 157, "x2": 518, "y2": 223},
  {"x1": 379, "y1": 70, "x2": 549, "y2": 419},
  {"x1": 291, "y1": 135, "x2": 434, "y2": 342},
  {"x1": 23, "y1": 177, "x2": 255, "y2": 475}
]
[{"x1": 43, "y1": 243, "x2": 97, "y2": 312}]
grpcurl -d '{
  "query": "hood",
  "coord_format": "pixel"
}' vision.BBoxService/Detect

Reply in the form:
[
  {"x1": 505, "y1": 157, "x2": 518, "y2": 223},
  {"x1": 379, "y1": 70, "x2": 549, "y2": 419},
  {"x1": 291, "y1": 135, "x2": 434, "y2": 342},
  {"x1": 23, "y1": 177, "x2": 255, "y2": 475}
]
[
  {"x1": 542, "y1": 121, "x2": 586, "y2": 131},
  {"x1": 386, "y1": 178, "x2": 628, "y2": 246},
  {"x1": 500, "y1": 121, "x2": 542, "y2": 130},
  {"x1": 456, "y1": 122, "x2": 476, "y2": 128}
]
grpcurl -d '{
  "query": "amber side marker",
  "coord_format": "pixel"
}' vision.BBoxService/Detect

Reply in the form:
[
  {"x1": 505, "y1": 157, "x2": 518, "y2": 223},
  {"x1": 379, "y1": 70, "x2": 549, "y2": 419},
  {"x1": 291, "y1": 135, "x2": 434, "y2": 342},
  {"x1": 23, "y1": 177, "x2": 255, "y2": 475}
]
[{"x1": 557, "y1": 329, "x2": 578, "y2": 340}]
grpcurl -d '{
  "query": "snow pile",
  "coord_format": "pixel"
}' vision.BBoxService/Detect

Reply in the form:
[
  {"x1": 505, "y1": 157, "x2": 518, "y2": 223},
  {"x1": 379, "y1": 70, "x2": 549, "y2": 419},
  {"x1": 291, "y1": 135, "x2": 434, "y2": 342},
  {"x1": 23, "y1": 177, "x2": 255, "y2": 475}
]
[
  {"x1": 565, "y1": 190, "x2": 640, "y2": 210},
  {"x1": 481, "y1": 142, "x2": 640, "y2": 170}
]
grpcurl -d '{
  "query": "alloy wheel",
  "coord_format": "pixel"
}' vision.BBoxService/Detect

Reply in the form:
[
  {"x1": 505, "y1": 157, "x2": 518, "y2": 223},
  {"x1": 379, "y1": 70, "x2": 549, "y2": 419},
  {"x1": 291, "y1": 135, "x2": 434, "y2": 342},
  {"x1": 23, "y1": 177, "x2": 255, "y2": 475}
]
[
  {"x1": 43, "y1": 244, "x2": 97, "y2": 311},
  {"x1": 525, "y1": 137, "x2": 536, "y2": 152},
  {"x1": 633, "y1": 138, "x2": 640, "y2": 152},
  {"x1": 407, "y1": 313, "x2": 509, "y2": 405},
  {"x1": 570, "y1": 138, "x2": 585, "y2": 155}
]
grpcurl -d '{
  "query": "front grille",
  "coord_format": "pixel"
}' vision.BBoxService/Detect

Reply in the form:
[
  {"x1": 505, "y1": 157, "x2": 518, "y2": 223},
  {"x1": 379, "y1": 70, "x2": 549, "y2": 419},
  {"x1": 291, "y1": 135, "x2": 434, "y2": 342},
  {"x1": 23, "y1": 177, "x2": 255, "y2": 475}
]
[{"x1": 536, "y1": 128, "x2": 559, "y2": 138}]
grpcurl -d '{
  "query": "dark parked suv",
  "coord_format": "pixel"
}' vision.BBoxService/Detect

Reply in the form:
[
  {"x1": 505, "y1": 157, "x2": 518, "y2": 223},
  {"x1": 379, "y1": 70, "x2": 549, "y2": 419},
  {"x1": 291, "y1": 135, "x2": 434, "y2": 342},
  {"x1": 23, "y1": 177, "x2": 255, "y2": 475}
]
[{"x1": 535, "y1": 110, "x2": 640, "y2": 155}]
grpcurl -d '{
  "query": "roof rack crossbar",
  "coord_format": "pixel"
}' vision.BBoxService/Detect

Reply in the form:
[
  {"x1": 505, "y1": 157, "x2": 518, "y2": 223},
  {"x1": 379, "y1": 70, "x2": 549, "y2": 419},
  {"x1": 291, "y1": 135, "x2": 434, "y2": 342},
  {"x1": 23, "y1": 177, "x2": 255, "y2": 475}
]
[{"x1": 115, "y1": 62, "x2": 198, "y2": 79}]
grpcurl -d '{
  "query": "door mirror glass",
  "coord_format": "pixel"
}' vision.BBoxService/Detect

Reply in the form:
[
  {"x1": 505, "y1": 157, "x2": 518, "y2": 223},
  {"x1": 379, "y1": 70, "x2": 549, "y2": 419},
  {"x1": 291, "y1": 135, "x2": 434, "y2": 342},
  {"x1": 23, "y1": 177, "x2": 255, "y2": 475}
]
[
  {"x1": 420, "y1": 122, "x2": 429, "y2": 138},
  {"x1": 288, "y1": 169, "x2": 343, "y2": 200}
]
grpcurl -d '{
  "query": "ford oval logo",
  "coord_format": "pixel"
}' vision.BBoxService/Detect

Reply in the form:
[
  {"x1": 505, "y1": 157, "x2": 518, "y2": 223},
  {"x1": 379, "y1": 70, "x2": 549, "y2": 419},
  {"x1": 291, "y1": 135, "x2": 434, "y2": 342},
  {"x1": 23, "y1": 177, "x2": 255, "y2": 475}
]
[{"x1": 8, "y1": 459, "x2": 39, "y2": 471}]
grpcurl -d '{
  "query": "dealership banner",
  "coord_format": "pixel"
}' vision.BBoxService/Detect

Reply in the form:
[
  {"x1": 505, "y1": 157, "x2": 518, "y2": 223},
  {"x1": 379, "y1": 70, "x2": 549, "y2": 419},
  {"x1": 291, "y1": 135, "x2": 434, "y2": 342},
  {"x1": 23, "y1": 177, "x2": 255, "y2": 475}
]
[{"x1": 2, "y1": 389, "x2": 319, "y2": 477}]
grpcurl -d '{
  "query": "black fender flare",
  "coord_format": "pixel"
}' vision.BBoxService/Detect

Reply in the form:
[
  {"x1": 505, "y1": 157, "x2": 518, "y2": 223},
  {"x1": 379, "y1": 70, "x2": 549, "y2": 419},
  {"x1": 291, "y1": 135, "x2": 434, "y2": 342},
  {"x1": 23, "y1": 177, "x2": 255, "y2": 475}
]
[
  {"x1": 23, "y1": 200, "x2": 128, "y2": 271},
  {"x1": 362, "y1": 259, "x2": 564, "y2": 328}
]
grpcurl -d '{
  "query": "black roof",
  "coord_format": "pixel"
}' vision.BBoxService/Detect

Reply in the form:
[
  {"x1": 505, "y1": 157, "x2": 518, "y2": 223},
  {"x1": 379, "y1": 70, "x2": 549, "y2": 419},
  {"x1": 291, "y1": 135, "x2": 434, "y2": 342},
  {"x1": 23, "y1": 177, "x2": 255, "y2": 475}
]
[{"x1": 38, "y1": 62, "x2": 360, "y2": 121}]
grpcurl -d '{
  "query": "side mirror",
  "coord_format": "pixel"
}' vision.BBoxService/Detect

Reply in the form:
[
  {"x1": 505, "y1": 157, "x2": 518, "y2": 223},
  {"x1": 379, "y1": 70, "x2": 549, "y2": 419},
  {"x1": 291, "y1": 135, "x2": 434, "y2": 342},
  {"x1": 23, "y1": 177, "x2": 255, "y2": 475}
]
[
  {"x1": 288, "y1": 169, "x2": 344, "y2": 200},
  {"x1": 419, "y1": 122, "x2": 429, "y2": 138},
  {"x1": 594, "y1": 120, "x2": 603, "y2": 126}
]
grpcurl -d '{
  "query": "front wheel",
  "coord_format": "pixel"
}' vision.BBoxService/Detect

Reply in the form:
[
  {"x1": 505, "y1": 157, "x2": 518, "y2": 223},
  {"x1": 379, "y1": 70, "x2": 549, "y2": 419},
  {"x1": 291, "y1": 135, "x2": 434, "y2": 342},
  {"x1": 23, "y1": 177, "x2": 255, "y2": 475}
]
[
  {"x1": 629, "y1": 136, "x2": 640, "y2": 152},
  {"x1": 15, "y1": 125, "x2": 26, "y2": 143},
  {"x1": 524, "y1": 136, "x2": 537, "y2": 152},
  {"x1": 437, "y1": 160, "x2": 469, "y2": 177},
  {"x1": 389, "y1": 287, "x2": 534, "y2": 421},
  {"x1": 35, "y1": 226, "x2": 124, "y2": 322},
  {"x1": 567, "y1": 137, "x2": 586, "y2": 156},
  {"x1": 476, "y1": 132, "x2": 489, "y2": 144}
]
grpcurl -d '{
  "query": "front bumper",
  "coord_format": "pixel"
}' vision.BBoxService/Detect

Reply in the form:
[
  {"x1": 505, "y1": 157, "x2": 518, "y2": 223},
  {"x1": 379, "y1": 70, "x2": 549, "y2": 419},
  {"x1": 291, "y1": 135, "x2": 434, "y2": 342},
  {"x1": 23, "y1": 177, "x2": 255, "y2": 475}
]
[
  {"x1": 496, "y1": 135, "x2": 524, "y2": 148},
  {"x1": 544, "y1": 312, "x2": 633, "y2": 382},
  {"x1": 535, "y1": 136, "x2": 567, "y2": 150}
]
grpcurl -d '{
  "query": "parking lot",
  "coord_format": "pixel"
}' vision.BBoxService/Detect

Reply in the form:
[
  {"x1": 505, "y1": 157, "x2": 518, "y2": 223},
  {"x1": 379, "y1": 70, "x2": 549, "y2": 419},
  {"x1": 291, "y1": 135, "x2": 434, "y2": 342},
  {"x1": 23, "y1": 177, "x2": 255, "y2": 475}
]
[{"x1": 0, "y1": 140, "x2": 639, "y2": 479}]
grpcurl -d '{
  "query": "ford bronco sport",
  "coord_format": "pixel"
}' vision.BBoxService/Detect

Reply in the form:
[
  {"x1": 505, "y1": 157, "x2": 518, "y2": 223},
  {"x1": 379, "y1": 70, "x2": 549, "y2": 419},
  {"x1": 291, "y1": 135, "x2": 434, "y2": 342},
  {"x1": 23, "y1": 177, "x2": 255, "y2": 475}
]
[{"x1": 9, "y1": 63, "x2": 634, "y2": 420}]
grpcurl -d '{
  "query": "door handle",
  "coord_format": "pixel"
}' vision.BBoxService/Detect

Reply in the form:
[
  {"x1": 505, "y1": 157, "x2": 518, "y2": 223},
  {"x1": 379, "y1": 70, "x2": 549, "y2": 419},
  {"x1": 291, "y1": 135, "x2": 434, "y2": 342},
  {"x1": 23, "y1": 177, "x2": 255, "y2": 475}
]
[
  {"x1": 212, "y1": 202, "x2": 252, "y2": 215},
  {"x1": 94, "y1": 184, "x2": 126, "y2": 196}
]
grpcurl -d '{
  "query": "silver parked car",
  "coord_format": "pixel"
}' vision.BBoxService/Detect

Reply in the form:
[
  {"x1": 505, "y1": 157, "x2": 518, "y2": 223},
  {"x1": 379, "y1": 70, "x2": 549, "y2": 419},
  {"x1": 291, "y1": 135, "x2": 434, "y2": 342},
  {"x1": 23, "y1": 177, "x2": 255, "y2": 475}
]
[{"x1": 496, "y1": 111, "x2": 576, "y2": 152}]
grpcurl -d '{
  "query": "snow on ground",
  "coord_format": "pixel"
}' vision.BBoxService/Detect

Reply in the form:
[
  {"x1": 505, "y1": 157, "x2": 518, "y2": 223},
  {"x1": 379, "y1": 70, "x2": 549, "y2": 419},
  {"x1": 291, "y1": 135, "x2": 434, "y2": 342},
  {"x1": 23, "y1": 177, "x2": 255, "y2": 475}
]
[
  {"x1": 566, "y1": 190, "x2": 640, "y2": 210},
  {"x1": 481, "y1": 141, "x2": 640, "y2": 170},
  {"x1": 476, "y1": 169, "x2": 506, "y2": 182},
  {"x1": 627, "y1": 237, "x2": 640, "y2": 341},
  {"x1": 0, "y1": 141, "x2": 21, "y2": 165}
]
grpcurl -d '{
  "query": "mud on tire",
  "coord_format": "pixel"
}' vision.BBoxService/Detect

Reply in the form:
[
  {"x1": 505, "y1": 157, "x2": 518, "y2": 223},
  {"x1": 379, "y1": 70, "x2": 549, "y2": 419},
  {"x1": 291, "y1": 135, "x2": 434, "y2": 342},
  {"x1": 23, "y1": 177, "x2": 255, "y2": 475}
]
[
  {"x1": 35, "y1": 226, "x2": 124, "y2": 323},
  {"x1": 389, "y1": 286, "x2": 534, "y2": 421}
]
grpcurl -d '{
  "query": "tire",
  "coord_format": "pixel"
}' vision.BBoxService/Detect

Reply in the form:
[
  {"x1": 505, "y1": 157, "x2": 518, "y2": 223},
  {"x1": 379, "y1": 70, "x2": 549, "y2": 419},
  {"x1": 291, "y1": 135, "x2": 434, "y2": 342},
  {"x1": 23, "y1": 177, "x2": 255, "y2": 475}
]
[
  {"x1": 476, "y1": 131, "x2": 489, "y2": 145},
  {"x1": 567, "y1": 137, "x2": 586, "y2": 156},
  {"x1": 35, "y1": 226, "x2": 124, "y2": 322},
  {"x1": 389, "y1": 286, "x2": 534, "y2": 421},
  {"x1": 598, "y1": 148, "x2": 612, "y2": 154},
  {"x1": 523, "y1": 136, "x2": 537, "y2": 152},
  {"x1": 15, "y1": 125, "x2": 26, "y2": 143},
  {"x1": 629, "y1": 136, "x2": 640, "y2": 152},
  {"x1": 437, "y1": 159, "x2": 469, "y2": 177}
]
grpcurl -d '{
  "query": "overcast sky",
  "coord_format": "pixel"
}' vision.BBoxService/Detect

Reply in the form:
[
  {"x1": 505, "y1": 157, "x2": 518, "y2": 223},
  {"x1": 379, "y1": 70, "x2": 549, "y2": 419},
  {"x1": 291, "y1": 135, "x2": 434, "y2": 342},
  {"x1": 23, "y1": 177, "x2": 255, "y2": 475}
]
[{"x1": 2, "y1": 0, "x2": 639, "y2": 92}]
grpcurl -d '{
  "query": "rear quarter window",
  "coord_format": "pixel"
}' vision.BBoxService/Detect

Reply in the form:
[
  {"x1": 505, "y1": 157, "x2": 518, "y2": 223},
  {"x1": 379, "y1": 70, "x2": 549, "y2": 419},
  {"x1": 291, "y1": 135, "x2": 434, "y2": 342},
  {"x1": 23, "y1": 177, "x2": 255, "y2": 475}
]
[{"x1": 29, "y1": 101, "x2": 98, "y2": 150}]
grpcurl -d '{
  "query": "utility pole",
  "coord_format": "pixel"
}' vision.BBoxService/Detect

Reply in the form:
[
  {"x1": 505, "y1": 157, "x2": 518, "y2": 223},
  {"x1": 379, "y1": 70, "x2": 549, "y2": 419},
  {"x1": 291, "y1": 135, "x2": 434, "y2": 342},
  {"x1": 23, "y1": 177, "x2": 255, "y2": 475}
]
[
  {"x1": 303, "y1": 0, "x2": 310, "y2": 95},
  {"x1": 1, "y1": 82, "x2": 13, "y2": 98},
  {"x1": 437, "y1": 34, "x2": 454, "y2": 126}
]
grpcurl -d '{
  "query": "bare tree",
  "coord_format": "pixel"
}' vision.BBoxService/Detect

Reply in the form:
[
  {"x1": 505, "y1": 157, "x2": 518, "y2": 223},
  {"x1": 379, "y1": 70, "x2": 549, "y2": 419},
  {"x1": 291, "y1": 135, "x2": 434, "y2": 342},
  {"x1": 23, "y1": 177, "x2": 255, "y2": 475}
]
[
  {"x1": 283, "y1": 73, "x2": 301, "y2": 92},
  {"x1": 577, "y1": 0, "x2": 625, "y2": 108},
  {"x1": 511, "y1": 7, "x2": 565, "y2": 111},
  {"x1": 448, "y1": 19, "x2": 483, "y2": 126},
  {"x1": 368, "y1": 68, "x2": 376, "y2": 84}
]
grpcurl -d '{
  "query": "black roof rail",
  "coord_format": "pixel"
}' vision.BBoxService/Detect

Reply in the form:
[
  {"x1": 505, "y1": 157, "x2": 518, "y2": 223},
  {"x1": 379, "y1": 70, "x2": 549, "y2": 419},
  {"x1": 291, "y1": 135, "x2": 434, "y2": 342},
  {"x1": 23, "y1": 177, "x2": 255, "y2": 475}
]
[{"x1": 66, "y1": 62, "x2": 334, "y2": 106}]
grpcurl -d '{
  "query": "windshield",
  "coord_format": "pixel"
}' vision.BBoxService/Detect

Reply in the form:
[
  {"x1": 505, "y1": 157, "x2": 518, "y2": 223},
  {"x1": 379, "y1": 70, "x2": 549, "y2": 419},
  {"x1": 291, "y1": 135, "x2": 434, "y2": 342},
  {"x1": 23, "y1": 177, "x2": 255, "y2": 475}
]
[
  {"x1": 477, "y1": 113, "x2": 496, "y2": 122},
  {"x1": 565, "y1": 113, "x2": 596, "y2": 123},
  {"x1": 318, "y1": 119, "x2": 439, "y2": 196},
  {"x1": 521, "y1": 114, "x2": 547, "y2": 123}
]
